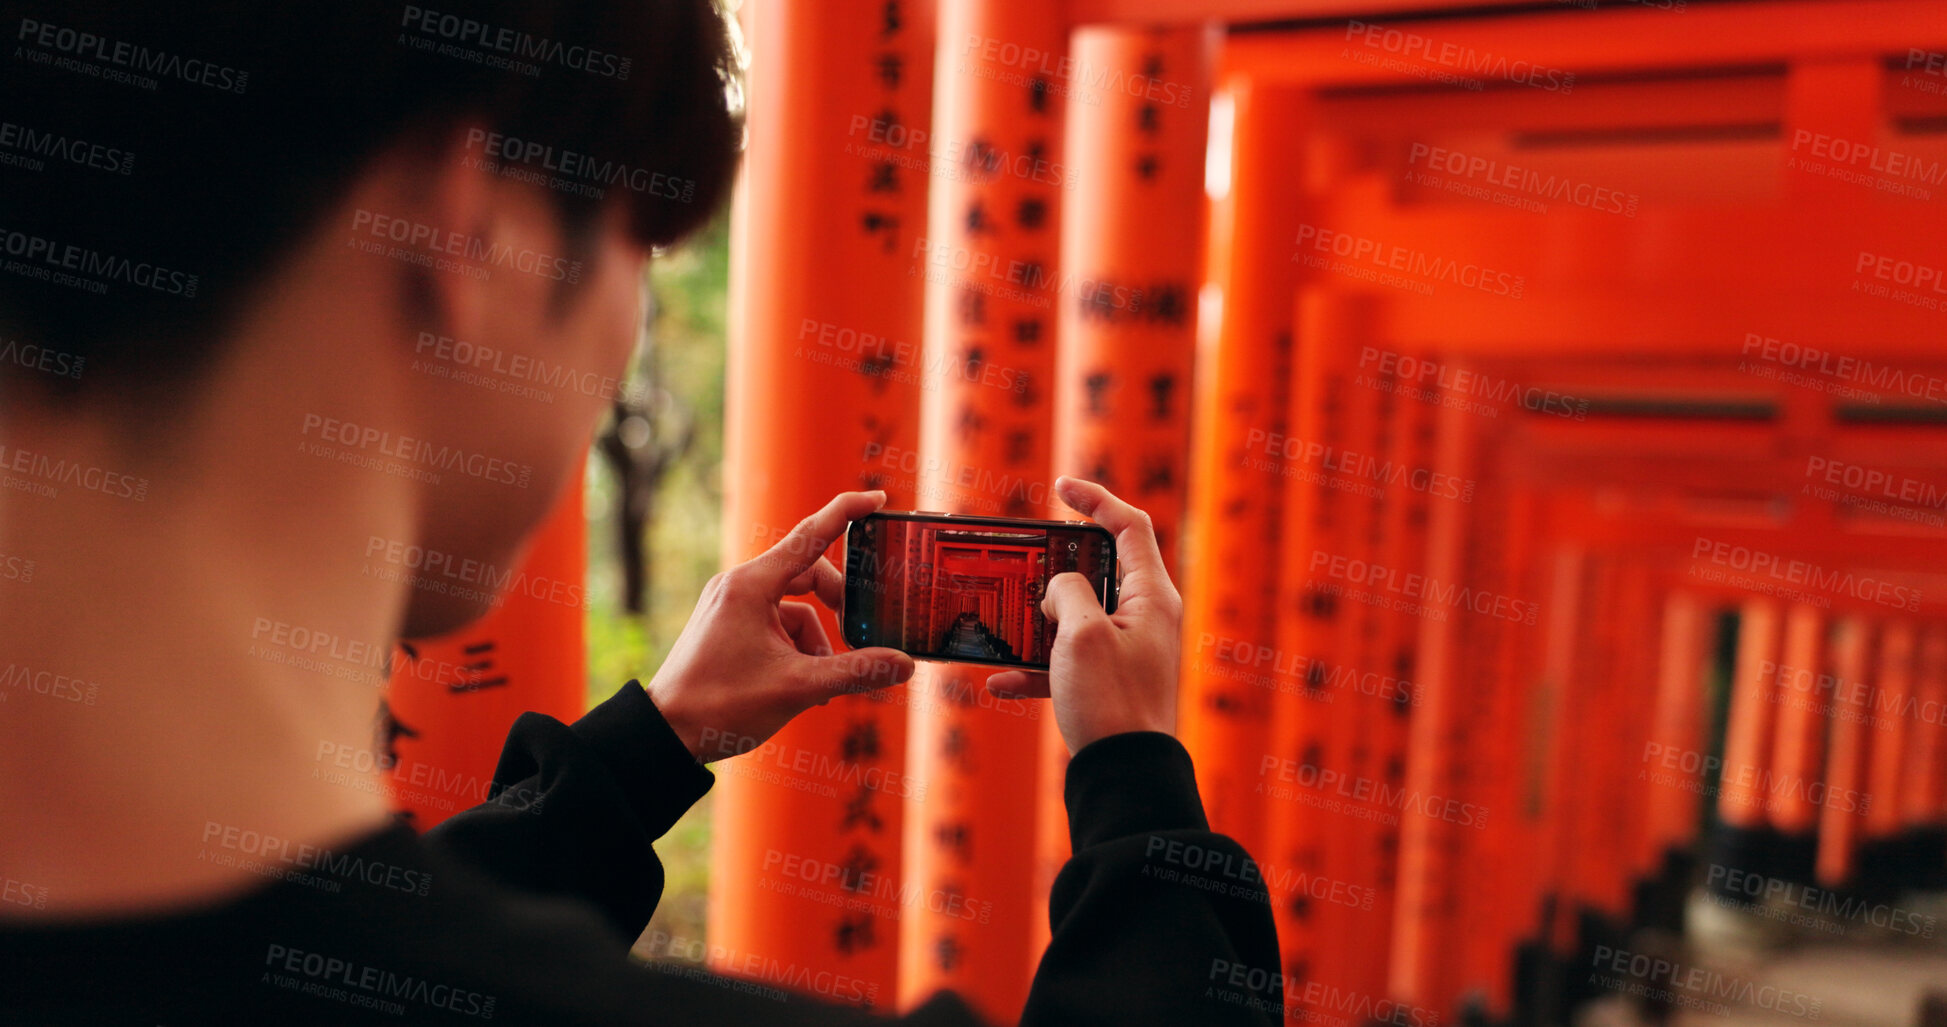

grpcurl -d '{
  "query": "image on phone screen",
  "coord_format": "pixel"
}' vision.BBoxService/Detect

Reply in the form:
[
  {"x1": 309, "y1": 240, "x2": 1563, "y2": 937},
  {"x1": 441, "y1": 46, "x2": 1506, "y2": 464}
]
[{"x1": 844, "y1": 512, "x2": 1117, "y2": 669}]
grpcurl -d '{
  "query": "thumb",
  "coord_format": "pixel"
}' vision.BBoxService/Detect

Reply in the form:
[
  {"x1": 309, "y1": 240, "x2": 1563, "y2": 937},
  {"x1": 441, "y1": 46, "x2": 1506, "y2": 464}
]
[
  {"x1": 791, "y1": 647, "x2": 917, "y2": 704},
  {"x1": 1041, "y1": 571, "x2": 1105, "y2": 626}
]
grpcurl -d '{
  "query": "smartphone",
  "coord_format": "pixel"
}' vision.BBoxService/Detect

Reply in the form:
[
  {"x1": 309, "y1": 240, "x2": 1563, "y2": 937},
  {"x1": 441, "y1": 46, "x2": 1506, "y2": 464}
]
[{"x1": 842, "y1": 511, "x2": 1119, "y2": 670}]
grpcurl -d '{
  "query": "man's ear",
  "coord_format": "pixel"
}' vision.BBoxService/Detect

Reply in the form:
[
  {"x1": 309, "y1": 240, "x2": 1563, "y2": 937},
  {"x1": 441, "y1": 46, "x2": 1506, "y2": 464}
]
[
  {"x1": 412, "y1": 125, "x2": 577, "y2": 342},
  {"x1": 409, "y1": 123, "x2": 500, "y2": 345}
]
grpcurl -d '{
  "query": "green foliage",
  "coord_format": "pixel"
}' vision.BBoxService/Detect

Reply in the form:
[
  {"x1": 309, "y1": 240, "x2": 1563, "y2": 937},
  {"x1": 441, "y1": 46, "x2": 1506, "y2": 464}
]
[{"x1": 582, "y1": 211, "x2": 730, "y2": 954}]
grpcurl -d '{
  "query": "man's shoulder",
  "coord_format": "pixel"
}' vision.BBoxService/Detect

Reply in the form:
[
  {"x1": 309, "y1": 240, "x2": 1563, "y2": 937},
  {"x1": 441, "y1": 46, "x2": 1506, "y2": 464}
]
[
  {"x1": 0, "y1": 822, "x2": 625, "y2": 1024},
  {"x1": 1, "y1": 821, "x2": 903, "y2": 1025}
]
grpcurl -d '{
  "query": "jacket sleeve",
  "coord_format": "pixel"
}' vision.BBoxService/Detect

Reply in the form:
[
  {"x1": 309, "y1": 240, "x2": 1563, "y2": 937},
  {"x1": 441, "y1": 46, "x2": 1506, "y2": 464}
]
[
  {"x1": 427, "y1": 686, "x2": 1279, "y2": 1026},
  {"x1": 1015, "y1": 731, "x2": 1283, "y2": 1026},
  {"x1": 423, "y1": 680, "x2": 714, "y2": 944},
  {"x1": 610, "y1": 731, "x2": 1277, "y2": 1027}
]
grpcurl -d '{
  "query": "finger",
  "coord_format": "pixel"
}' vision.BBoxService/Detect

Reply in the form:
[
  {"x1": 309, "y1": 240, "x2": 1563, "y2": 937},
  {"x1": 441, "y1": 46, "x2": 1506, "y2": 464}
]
[
  {"x1": 791, "y1": 647, "x2": 916, "y2": 704},
  {"x1": 751, "y1": 491, "x2": 886, "y2": 599},
  {"x1": 814, "y1": 555, "x2": 846, "y2": 611},
  {"x1": 777, "y1": 601, "x2": 834, "y2": 657},
  {"x1": 986, "y1": 670, "x2": 1051, "y2": 699},
  {"x1": 1041, "y1": 571, "x2": 1108, "y2": 630},
  {"x1": 782, "y1": 556, "x2": 845, "y2": 612},
  {"x1": 1053, "y1": 476, "x2": 1175, "y2": 606}
]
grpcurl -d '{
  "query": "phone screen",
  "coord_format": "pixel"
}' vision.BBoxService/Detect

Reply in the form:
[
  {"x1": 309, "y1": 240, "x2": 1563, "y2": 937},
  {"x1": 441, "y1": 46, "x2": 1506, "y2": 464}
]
[{"x1": 843, "y1": 512, "x2": 1117, "y2": 669}]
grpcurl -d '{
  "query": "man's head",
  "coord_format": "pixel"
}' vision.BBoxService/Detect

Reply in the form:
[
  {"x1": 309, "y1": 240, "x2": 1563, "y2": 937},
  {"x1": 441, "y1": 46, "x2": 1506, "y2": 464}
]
[{"x1": 0, "y1": 0, "x2": 741, "y2": 635}]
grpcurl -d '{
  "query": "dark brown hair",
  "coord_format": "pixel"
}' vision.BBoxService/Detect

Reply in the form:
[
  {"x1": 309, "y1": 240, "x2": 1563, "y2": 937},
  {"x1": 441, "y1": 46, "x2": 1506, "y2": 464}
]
[{"x1": 0, "y1": 0, "x2": 741, "y2": 401}]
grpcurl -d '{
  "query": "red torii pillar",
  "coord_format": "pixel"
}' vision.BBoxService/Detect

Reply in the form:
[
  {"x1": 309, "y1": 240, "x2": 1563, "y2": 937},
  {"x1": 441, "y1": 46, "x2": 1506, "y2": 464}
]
[
  {"x1": 898, "y1": 1, "x2": 1064, "y2": 1020},
  {"x1": 711, "y1": 0, "x2": 934, "y2": 1006},
  {"x1": 1178, "y1": 73, "x2": 1308, "y2": 863},
  {"x1": 1041, "y1": 21, "x2": 1209, "y2": 961},
  {"x1": 385, "y1": 474, "x2": 586, "y2": 828}
]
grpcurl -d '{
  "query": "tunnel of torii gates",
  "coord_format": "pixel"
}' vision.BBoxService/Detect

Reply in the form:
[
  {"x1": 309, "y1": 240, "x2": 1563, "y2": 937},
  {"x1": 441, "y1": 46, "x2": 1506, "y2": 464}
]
[{"x1": 376, "y1": 2, "x2": 1947, "y2": 1025}]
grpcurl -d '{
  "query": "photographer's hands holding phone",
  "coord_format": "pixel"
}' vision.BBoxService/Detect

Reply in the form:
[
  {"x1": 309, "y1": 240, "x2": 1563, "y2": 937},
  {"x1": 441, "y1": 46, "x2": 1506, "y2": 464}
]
[
  {"x1": 987, "y1": 476, "x2": 1183, "y2": 755},
  {"x1": 646, "y1": 490, "x2": 916, "y2": 763},
  {"x1": 648, "y1": 477, "x2": 1178, "y2": 765}
]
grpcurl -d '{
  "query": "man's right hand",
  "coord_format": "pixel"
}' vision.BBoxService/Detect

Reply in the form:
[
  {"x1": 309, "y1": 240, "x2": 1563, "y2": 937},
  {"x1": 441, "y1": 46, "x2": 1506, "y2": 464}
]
[
  {"x1": 985, "y1": 477, "x2": 1183, "y2": 754},
  {"x1": 647, "y1": 490, "x2": 917, "y2": 763}
]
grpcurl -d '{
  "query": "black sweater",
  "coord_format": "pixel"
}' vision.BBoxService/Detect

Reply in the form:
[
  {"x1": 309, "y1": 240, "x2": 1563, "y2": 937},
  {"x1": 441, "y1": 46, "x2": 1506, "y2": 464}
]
[{"x1": 1, "y1": 681, "x2": 1281, "y2": 1024}]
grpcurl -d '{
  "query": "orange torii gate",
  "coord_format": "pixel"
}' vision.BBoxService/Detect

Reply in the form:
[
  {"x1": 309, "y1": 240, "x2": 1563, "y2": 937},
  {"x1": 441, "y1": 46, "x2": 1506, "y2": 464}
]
[
  {"x1": 721, "y1": 3, "x2": 1947, "y2": 1023},
  {"x1": 711, "y1": 1, "x2": 935, "y2": 1006}
]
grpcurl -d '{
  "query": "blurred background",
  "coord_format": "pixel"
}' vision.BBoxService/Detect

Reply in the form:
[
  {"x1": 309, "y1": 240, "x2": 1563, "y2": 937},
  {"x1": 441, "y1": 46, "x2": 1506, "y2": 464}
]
[
  {"x1": 378, "y1": 3, "x2": 1947, "y2": 1027},
  {"x1": 584, "y1": 213, "x2": 729, "y2": 954}
]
